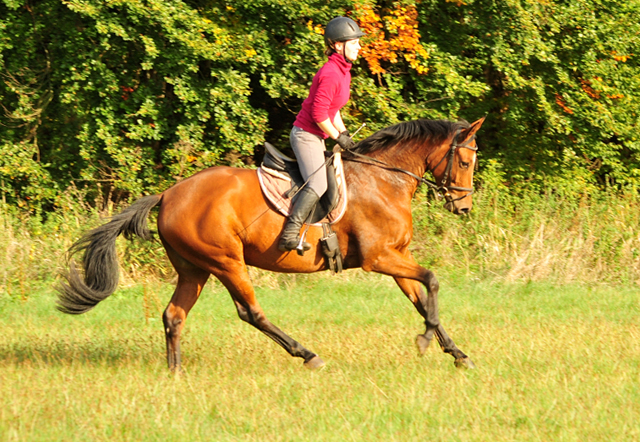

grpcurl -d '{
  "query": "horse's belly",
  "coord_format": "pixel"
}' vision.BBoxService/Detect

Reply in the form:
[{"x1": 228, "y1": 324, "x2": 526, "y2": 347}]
[{"x1": 243, "y1": 224, "x2": 329, "y2": 273}]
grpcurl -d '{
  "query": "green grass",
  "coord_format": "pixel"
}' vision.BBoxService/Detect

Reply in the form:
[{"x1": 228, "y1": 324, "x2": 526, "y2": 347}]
[{"x1": 1, "y1": 272, "x2": 639, "y2": 441}]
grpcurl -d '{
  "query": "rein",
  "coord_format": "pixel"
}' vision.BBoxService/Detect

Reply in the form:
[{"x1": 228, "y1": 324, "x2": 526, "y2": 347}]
[{"x1": 342, "y1": 128, "x2": 478, "y2": 203}]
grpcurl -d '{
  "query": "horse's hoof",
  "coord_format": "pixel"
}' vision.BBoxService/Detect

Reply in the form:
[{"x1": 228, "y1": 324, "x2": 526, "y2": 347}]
[
  {"x1": 303, "y1": 356, "x2": 326, "y2": 370},
  {"x1": 454, "y1": 357, "x2": 476, "y2": 369},
  {"x1": 416, "y1": 334, "x2": 431, "y2": 355}
]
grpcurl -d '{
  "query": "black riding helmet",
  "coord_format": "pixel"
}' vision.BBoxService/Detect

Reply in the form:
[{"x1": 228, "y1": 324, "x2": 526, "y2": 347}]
[{"x1": 324, "y1": 17, "x2": 365, "y2": 46}]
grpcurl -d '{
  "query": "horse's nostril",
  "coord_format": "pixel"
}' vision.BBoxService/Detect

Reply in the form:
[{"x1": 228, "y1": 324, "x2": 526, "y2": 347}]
[{"x1": 459, "y1": 207, "x2": 470, "y2": 214}]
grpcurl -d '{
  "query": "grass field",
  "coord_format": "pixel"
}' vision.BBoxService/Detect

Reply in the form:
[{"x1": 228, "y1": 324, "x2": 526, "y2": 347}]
[{"x1": 1, "y1": 271, "x2": 639, "y2": 441}]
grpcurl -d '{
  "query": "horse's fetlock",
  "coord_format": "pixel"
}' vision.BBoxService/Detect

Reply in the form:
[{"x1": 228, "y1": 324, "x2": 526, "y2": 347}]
[
  {"x1": 425, "y1": 319, "x2": 440, "y2": 329},
  {"x1": 425, "y1": 317, "x2": 439, "y2": 328}
]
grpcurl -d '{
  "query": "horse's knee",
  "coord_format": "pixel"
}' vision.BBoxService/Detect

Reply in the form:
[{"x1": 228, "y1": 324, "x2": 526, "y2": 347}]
[
  {"x1": 424, "y1": 270, "x2": 439, "y2": 293},
  {"x1": 163, "y1": 307, "x2": 184, "y2": 337},
  {"x1": 251, "y1": 309, "x2": 269, "y2": 328}
]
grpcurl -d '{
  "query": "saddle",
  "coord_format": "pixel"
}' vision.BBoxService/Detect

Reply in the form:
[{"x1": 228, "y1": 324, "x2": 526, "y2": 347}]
[
  {"x1": 258, "y1": 142, "x2": 347, "y2": 272},
  {"x1": 258, "y1": 142, "x2": 347, "y2": 225}
]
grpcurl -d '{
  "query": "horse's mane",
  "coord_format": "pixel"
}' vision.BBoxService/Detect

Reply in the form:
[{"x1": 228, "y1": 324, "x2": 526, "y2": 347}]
[{"x1": 351, "y1": 119, "x2": 470, "y2": 154}]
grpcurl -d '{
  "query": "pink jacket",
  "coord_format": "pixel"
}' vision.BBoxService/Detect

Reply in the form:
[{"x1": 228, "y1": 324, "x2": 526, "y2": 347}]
[{"x1": 293, "y1": 53, "x2": 352, "y2": 139}]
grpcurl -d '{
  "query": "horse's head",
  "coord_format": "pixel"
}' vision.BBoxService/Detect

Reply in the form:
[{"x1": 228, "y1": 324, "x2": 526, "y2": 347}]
[{"x1": 431, "y1": 117, "x2": 485, "y2": 215}]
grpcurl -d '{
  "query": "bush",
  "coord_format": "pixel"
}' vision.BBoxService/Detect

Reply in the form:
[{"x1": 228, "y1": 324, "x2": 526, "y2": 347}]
[{"x1": 1, "y1": 0, "x2": 639, "y2": 211}]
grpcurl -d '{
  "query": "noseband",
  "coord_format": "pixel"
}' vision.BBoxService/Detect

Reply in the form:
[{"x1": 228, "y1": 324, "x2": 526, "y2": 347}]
[{"x1": 342, "y1": 128, "x2": 478, "y2": 203}]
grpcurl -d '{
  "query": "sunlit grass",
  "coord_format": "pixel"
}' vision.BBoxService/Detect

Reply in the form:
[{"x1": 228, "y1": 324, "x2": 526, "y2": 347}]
[{"x1": 1, "y1": 273, "x2": 639, "y2": 441}]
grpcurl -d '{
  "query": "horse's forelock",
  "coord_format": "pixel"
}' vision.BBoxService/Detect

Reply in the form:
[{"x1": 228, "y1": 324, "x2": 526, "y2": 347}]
[{"x1": 352, "y1": 119, "x2": 470, "y2": 154}]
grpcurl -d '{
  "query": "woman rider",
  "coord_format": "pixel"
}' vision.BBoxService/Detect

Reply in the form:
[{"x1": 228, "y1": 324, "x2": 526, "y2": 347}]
[{"x1": 278, "y1": 16, "x2": 365, "y2": 252}]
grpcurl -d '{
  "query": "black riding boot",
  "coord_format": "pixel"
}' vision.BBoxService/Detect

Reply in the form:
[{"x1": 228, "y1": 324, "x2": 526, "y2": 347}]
[{"x1": 278, "y1": 187, "x2": 320, "y2": 252}]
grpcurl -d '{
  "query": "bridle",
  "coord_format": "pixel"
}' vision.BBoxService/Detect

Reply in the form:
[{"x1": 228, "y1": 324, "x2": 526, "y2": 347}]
[
  {"x1": 342, "y1": 128, "x2": 478, "y2": 204},
  {"x1": 428, "y1": 127, "x2": 478, "y2": 203}
]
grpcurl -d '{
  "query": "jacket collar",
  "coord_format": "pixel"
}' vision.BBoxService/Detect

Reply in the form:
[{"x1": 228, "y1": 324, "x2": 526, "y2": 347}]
[{"x1": 328, "y1": 52, "x2": 352, "y2": 73}]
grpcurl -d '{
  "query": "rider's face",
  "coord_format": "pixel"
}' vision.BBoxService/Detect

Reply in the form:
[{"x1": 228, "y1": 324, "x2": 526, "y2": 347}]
[{"x1": 336, "y1": 39, "x2": 361, "y2": 62}]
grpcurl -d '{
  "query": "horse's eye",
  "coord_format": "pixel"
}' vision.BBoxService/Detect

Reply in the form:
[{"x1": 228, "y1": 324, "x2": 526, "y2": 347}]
[{"x1": 460, "y1": 161, "x2": 470, "y2": 169}]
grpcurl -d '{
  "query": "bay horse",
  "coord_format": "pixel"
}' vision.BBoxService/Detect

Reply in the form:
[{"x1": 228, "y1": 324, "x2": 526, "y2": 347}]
[{"x1": 57, "y1": 117, "x2": 485, "y2": 371}]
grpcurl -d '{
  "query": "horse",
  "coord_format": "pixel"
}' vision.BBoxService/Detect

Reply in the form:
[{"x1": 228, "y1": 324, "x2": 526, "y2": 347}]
[{"x1": 57, "y1": 117, "x2": 485, "y2": 371}]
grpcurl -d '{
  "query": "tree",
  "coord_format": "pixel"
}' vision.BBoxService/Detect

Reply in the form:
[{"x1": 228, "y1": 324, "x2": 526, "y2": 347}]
[{"x1": 1, "y1": 0, "x2": 639, "y2": 211}]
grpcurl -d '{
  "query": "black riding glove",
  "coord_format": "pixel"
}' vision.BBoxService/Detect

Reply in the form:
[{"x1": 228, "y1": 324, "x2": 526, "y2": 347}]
[{"x1": 335, "y1": 131, "x2": 354, "y2": 152}]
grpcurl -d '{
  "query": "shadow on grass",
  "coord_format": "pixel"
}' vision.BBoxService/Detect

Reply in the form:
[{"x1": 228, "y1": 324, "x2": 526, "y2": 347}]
[{"x1": 0, "y1": 336, "x2": 162, "y2": 366}]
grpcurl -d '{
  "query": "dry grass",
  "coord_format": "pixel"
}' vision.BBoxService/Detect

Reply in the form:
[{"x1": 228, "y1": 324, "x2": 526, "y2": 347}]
[
  {"x1": 411, "y1": 187, "x2": 640, "y2": 284},
  {"x1": 2, "y1": 186, "x2": 640, "y2": 296}
]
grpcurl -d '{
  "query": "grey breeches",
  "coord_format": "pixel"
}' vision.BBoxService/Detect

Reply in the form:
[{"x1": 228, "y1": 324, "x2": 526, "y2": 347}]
[{"x1": 290, "y1": 126, "x2": 328, "y2": 196}]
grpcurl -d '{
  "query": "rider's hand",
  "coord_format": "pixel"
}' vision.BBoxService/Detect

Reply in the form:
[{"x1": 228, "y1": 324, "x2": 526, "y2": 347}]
[{"x1": 335, "y1": 131, "x2": 355, "y2": 151}]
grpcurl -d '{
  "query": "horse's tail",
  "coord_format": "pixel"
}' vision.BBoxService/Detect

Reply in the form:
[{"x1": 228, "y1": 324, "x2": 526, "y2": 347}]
[{"x1": 56, "y1": 194, "x2": 163, "y2": 315}]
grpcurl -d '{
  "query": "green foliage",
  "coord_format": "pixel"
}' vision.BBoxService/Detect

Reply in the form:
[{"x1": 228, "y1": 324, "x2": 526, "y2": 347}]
[
  {"x1": 0, "y1": 0, "x2": 271, "y2": 208},
  {"x1": 415, "y1": 0, "x2": 640, "y2": 191},
  {"x1": 0, "y1": 0, "x2": 639, "y2": 210}
]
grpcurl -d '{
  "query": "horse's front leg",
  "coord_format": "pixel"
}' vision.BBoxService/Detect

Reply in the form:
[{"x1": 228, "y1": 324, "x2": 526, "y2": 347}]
[
  {"x1": 394, "y1": 276, "x2": 475, "y2": 369},
  {"x1": 363, "y1": 250, "x2": 474, "y2": 368}
]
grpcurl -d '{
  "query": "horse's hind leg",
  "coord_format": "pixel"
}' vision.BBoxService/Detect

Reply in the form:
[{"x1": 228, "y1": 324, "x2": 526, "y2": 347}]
[
  {"x1": 395, "y1": 276, "x2": 475, "y2": 369},
  {"x1": 163, "y1": 268, "x2": 210, "y2": 372},
  {"x1": 214, "y1": 263, "x2": 324, "y2": 369}
]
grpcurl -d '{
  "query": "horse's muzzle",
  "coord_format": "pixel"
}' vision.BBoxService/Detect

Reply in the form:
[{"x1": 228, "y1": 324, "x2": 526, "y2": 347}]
[{"x1": 444, "y1": 199, "x2": 472, "y2": 215}]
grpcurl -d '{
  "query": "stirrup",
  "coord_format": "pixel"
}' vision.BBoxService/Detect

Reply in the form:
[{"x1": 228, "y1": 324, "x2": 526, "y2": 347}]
[
  {"x1": 295, "y1": 232, "x2": 311, "y2": 255},
  {"x1": 295, "y1": 220, "x2": 313, "y2": 255},
  {"x1": 278, "y1": 234, "x2": 309, "y2": 252}
]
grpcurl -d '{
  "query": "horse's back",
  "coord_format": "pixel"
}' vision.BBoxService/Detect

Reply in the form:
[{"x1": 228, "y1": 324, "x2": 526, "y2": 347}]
[{"x1": 161, "y1": 166, "x2": 260, "y2": 213}]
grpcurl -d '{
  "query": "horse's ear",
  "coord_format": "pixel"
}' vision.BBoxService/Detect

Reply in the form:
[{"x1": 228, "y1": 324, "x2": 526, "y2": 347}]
[{"x1": 460, "y1": 115, "x2": 486, "y2": 141}]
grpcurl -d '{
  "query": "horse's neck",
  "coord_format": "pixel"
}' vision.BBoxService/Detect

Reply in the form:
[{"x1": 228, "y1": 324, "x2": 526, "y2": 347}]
[
  {"x1": 371, "y1": 143, "x2": 430, "y2": 179},
  {"x1": 344, "y1": 144, "x2": 426, "y2": 193}
]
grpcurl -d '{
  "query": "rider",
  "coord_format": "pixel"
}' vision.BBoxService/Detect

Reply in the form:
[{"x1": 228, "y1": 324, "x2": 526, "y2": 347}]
[{"x1": 278, "y1": 16, "x2": 365, "y2": 252}]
